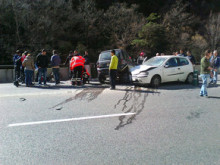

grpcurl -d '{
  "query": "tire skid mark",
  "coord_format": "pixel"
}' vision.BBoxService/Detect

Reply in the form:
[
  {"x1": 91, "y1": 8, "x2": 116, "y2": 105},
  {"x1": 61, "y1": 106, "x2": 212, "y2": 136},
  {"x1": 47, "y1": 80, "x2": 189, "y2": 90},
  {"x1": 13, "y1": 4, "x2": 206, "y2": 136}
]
[
  {"x1": 50, "y1": 88, "x2": 105, "y2": 109},
  {"x1": 114, "y1": 86, "x2": 157, "y2": 130}
]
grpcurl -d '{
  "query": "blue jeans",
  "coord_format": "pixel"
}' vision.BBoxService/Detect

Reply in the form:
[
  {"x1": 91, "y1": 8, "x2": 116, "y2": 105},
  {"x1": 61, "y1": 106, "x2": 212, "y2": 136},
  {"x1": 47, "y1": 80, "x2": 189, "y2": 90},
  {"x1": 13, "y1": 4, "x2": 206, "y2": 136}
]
[
  {"x1": 200, "y1": 74, "x2": 209, "y2": 96},
  {"x1": 25, "y1": 69, "x2": 33, "y2": 86},
  {"x1": 52, "y1": 68, "x2": 60, "y2": 84},
  {"x1": 211, "y1": 70, "x2": 218, "y2": 84},
  {"x1": 38, "y1": 68, "x2": 47, "y2": 84}
]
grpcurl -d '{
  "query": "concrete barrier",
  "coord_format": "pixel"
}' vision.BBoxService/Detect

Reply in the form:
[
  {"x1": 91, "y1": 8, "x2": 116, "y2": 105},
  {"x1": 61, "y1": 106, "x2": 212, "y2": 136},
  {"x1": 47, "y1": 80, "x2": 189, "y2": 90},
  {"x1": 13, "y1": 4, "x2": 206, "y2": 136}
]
[
  {"x1": 0, "y1": 67, "x2": 69, "y2": 83},
  {"x1": 0, "y1": 69, "x2": 15, "y2": 83}
]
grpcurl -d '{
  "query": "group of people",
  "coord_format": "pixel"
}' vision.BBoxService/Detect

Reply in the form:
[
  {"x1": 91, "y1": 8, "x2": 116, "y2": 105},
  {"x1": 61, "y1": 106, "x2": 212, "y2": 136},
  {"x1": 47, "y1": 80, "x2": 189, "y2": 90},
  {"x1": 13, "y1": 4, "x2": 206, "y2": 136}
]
[
  {"x1": 155, "y1": 49, "x2": 196, "y2": 65},
  {"x1": 12, "y1": 48, "x2": 220, "y2": 94},
  {"x1": 13, "y1": 49, "x2": 90, "y2": 87}
]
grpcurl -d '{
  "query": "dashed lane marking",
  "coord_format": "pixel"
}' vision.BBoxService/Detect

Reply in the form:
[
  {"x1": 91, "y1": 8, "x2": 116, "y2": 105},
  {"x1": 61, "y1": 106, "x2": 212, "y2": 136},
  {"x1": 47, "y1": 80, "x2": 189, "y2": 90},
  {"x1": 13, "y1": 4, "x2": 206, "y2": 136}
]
[{"x1": 8, "y1": 113, "x2": 136, "y2": 127}]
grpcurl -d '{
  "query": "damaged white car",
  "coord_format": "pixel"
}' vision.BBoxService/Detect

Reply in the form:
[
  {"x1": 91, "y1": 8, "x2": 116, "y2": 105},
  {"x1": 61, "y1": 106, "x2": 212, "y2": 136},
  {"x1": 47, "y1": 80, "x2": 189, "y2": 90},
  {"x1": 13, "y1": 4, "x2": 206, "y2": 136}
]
[{"x1": 131, "y1": 55, "x2": 194, "y2": 87}]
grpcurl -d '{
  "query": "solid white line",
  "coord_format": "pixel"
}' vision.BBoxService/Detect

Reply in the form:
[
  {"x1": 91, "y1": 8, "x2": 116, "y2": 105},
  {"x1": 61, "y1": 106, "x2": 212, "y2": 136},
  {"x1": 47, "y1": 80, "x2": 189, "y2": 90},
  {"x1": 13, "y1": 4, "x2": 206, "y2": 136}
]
[{"x1": 8, "y1": 113, "x2": 136, "y2": 127}]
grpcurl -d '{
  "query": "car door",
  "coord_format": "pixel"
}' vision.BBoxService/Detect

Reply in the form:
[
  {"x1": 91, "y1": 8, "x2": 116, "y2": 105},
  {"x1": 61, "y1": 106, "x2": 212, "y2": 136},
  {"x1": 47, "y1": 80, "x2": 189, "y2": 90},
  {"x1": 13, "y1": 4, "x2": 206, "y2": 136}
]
[
  {"x1": 177, "y1": 57, "x2": 192, "y2": 81},
  {"x1": 162, "y1": 57, "x2": 180, "y2": 82}
]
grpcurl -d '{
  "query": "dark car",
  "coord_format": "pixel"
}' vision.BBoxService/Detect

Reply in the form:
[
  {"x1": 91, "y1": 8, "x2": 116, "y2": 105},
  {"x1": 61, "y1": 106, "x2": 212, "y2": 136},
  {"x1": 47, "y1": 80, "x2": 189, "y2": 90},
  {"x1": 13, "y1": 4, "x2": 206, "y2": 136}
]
[{"x1": 96, "y1": 49, "x2": 134, "y2": 84}]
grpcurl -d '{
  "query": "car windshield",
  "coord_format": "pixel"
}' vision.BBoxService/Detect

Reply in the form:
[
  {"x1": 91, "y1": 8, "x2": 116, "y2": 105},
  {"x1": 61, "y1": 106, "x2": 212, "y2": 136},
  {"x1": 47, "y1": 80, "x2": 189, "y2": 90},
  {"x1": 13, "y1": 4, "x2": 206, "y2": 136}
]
[
  {"x1": 99, "y1": 50, "x2": 120, "y2": 61},
  {"x1": 143, "y1": 57, "x2": 167, "y2": 66}
]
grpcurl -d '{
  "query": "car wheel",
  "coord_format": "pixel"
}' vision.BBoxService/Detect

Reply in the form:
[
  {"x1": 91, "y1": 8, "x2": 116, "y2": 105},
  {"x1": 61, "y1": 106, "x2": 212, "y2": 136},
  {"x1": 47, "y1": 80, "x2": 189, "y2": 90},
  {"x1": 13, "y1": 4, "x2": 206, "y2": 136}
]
[
  {"x1": 150, "y1": 75, "x2": 161, "y2": 87},
  {"x1": 186, "y1": 73, "x2": 193, "y2": 84},
  {"x1": 99, "y1": 76, "x2": 105, "y2": 84}
]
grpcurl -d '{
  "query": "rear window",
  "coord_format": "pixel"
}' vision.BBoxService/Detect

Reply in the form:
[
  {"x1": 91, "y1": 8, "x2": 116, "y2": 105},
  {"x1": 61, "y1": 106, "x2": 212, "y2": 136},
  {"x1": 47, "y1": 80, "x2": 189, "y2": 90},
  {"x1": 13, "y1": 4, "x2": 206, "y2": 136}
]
[{"x1": 99, "y1": 50, "x2": 121, "y2": 61}]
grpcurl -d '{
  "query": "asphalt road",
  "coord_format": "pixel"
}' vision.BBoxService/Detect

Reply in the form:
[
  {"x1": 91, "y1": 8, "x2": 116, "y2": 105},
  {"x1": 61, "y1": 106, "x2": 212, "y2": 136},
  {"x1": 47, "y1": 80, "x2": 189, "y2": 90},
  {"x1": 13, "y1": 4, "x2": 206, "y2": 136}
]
[{"x1": 0, "y1": 80, "x2": 220, "y2": 165}]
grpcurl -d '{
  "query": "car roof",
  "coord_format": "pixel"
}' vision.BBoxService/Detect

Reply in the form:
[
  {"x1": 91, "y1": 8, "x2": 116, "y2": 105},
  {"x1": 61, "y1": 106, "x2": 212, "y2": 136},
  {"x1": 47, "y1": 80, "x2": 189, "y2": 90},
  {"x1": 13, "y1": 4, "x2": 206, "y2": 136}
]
[{"x1": 100, "y1": 49, "x2": 122, "y2": 53}]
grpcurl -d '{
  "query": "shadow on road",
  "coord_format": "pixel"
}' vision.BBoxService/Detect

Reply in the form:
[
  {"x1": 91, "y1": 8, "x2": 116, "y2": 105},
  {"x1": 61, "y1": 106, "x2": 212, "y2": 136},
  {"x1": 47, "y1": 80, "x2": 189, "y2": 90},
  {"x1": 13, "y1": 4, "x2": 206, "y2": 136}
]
[
  {"x1": 158, "y1": 82, "x2": 200, "y2": 90},
  {"x1": 207, "y1": 96, "x2": 220, "y2": 99}
]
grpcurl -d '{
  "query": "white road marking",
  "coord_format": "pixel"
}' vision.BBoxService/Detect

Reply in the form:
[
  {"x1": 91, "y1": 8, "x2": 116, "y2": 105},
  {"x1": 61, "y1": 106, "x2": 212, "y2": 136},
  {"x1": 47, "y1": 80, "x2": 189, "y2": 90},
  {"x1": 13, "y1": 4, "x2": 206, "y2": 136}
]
[{"x1": 8, "y1": 113, "x2": 136, "y2": 127}]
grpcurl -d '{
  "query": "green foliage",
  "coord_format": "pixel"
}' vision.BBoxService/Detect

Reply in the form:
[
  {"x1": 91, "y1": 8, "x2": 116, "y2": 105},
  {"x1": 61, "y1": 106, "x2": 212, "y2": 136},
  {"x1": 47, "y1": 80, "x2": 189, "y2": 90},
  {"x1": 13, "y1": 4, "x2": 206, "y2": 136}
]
[
  {"x1": 0, "y1": 0, "x2": 219, "y2": 65},
  {"x1": 132, "y1": 14, "x2": 168, "y2": 57}
]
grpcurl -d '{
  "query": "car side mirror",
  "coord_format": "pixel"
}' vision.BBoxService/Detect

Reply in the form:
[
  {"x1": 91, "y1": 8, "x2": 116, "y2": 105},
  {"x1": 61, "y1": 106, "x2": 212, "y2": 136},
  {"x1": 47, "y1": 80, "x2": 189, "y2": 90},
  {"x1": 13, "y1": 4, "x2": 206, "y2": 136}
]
[{"x1": 164, "y1": 64, "x2": 169, "y2": 68}]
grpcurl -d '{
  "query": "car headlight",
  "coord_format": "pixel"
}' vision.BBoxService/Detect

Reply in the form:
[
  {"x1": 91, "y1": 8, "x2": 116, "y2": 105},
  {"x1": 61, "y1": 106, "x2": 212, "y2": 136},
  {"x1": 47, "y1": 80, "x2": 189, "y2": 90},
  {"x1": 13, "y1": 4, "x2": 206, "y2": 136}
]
[{"x1": 137, "y1": 71, "x2": 149, "y2": 77}]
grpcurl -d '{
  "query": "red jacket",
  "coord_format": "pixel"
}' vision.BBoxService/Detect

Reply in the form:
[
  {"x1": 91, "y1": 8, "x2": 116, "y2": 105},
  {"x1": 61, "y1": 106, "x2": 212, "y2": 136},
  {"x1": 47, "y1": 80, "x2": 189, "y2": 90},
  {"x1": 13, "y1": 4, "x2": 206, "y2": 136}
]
[
  {"x1": 21, "y1": 55, "x2": 27, "y2": 63},
  {"x1": 70, "y1": 55, "x2": 85, "y2": 71}
]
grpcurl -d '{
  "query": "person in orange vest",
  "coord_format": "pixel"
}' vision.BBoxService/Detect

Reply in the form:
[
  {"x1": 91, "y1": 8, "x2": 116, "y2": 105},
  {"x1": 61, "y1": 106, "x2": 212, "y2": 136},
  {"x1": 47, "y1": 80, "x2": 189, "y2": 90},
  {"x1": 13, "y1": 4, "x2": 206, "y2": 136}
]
[{"x1": 70, "y1": 50, "x2": 85, "y2": 85}]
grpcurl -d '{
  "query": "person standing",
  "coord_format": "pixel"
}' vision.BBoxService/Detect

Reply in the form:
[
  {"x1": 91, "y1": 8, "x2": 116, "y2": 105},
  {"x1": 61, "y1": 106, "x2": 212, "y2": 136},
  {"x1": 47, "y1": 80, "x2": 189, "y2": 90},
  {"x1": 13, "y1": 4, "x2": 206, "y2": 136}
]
[
  {"x1": 64, "y1": 51, "x2": 74, "y2": 79},
  {"x1": 200, "y1": 50, "x2": 213, "y2": 97},
  {"x1": 210, "y1": 50, "x2": 220, "y2": 85},
  {"x1": 64, "y1": 51, "x2": 73, "y2": 66},
  {"x1": 137, "y1": 52, "x2": 145, "y2": 65},
  {"x1": 51, "y1": 50, "x2": 61, "y2": 85},
  {"x1": 36, "y1": 49, "x2": 49, "y2": 86},
  {"x1": 22, "y1": 53, "x2": 35, "y2": 87},
  {"x1": 186, "y1": 51, "x2": 196, "y2": 65},
  {"x1": 178, "y1": 49, "x2": 186, "y2": 57},
  {"x1": 13, "y1": 50, "x2": 22, "y2": 87},
  {"x1": 83, "y1": 51, "x2": 91, "y2": 79},
  {"x1": 20, "y1": 51, "x2": 28, "y2": 83},
  {"x1": 109, "y1": 50, "x2": 118, "y2": 90}
]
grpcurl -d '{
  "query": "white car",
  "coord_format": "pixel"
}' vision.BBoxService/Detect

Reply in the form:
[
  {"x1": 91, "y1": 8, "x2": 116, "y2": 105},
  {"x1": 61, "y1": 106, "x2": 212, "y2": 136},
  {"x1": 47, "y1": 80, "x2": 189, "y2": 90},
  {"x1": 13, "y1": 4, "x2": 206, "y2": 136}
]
[{"x1": 131, "y1": 55, "x2": 194, "y2": 87}]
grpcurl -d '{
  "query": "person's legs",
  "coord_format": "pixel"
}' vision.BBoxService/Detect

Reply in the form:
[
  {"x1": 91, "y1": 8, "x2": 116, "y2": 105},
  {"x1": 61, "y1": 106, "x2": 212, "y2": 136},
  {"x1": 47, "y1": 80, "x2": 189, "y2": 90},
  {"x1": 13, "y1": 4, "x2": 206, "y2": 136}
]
[
  {"x1": 13, "y1": 67, "x2": 20, "y2": 87},
  {"x1": 200, "y1": 74, "x2": 208, "y2": 96},
  {"x1": 26, "y1": 70, "x2": 31, "y2": 86},
  {"x1": 109, "y1": 69, "x2": 116, "y2": 89},
  {"x1": 53, "y1": 68, "x2": 60, "y2": 84},
  {"x1": 38, "y1": 68, "x2": 43, "y2": 84},
  {"x1": 84, "y1": 65, "x2": 91, "y2": 79},
  {"x1": 30, "y1": 70, "x2": 34, "y2": 85},
  {"x1": 109, "y1": 70, "x2": 113, "y2": 88},
  {"x1": 42, "y1": 68, "x2": 47, "y2": 85},
  {"x1": 56, "y1": 68, "x2": 60, "y2": 83},
  {"x1": 213, "y1": 70, "x2": 218, "y2": 84},
  {"x1": 20, "y1": 67, "x2": 25, "y2": 83},
  {"x1": 24, "y1": 69, "x2": 28, "y2": 86},
  {"x1": 77, "y1": 66, "x2": 83, "y2": 79},
  {"x1": 112, "y1": 70, "x2": 117, "y2": 89}
]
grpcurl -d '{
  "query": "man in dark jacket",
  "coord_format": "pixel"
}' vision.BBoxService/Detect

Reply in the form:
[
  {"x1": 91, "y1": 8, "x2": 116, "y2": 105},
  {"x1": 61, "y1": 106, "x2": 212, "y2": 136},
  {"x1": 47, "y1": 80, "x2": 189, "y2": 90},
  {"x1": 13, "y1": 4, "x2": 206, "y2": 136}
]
[
  {"x1": 210, "y1": 50, "x2": 220, "y2": 84},
  {"x1": 36, "y1": 49, "x2": 49, "y2": 85},
  {"x1": 51, "y1": 50, "x2": 61, "y2": 85},
  {"x1": 186, "y1": 51, "x2": 196, "y2": 65},
  {"x1": 13, "y1": 50, "x2": 22, "y2": 87}
]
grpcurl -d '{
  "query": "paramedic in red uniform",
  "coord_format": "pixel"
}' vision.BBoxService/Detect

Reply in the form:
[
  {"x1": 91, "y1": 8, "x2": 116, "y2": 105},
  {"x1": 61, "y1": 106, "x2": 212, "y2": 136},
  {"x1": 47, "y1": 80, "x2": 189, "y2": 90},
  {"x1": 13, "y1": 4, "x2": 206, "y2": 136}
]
[{"x1": 70, "y1": 51, "x2": 85, "y2": 85}]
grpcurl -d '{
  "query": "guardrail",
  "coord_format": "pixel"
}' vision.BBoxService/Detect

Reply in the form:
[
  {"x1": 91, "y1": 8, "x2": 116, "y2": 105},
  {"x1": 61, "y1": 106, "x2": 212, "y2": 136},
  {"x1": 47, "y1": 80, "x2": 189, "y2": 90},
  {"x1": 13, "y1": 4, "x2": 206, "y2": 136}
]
[
  {"x1": 0, "y1": 64, "x2": 97, "y2": 83},
  {"x1": 0, "y1": 65, "x2": 14, "y2": 69}
]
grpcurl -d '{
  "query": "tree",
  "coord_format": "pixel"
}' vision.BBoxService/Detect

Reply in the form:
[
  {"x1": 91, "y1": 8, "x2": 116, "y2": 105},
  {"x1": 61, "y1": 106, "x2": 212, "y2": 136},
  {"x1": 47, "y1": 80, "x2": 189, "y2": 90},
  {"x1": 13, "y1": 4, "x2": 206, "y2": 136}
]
[
  {"x1": 103, "y1": 3, "x2": 145, "y2": 49},
  {"x1": 204, "y1": 12, "x2": 220, "y2": 50},
  {"x1": 163, "y1": 0, "x2": 197, "y2": 51},
  {"x1": 132, "y1": 13, "x2": 169, "y2": 57}
]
